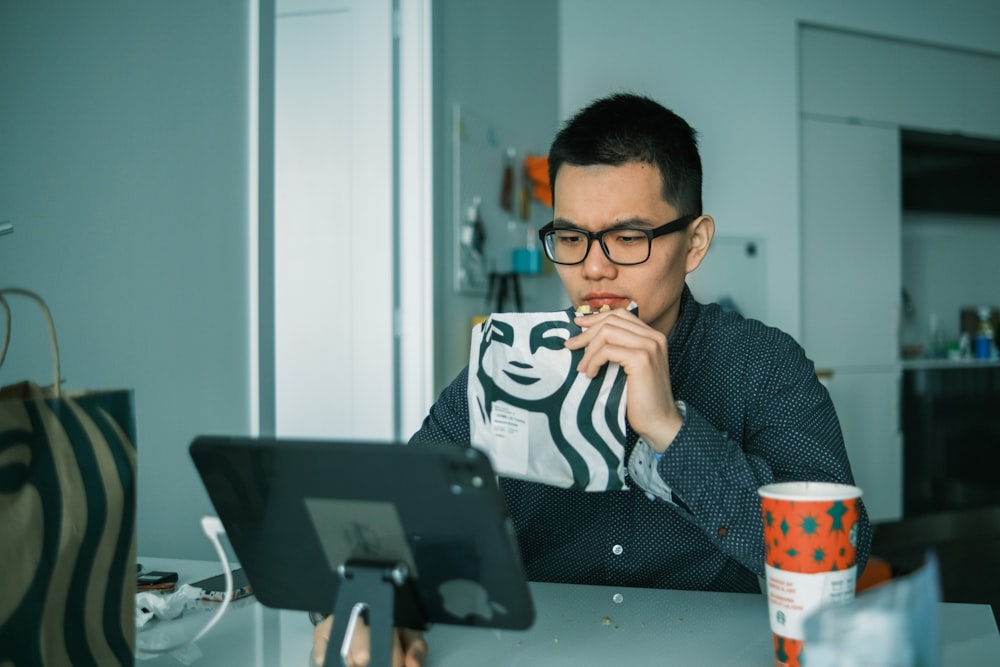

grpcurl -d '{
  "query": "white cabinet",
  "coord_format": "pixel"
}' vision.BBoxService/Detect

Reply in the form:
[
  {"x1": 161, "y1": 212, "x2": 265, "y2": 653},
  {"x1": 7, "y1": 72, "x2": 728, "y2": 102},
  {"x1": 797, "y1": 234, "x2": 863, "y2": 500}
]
[
  {"x1": 799, "y1": 25, "x2": 1000, "y2": 523},
  {"x1": 822, "y1": 370, "x2": 903, "y2": 522},
  {"x1": 802, "y1": 119, "x2": 904, "y2": 521},
  {"x1": 801, "y1": 26, "x2": 1000, "y2": 138},
  {"x1": 801, "y1": 119, "x2": 901, "y2": 369}
]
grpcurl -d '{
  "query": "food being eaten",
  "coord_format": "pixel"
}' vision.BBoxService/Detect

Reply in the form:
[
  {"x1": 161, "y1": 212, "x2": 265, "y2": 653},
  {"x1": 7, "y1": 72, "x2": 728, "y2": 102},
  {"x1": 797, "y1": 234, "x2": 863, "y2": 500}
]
[{"x1": 575, "y1": 304, "x2": 611, "y2": 317}]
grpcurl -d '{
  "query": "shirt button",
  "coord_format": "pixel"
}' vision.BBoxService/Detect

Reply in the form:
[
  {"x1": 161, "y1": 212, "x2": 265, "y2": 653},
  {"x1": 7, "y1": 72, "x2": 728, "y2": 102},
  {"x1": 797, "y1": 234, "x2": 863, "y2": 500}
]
[
  {"x1": 612, "y1": 544, "x2": 624, "y2": 555},
  {"x1": 717, "y1": 526, "x2": 728, "y2": 537}
]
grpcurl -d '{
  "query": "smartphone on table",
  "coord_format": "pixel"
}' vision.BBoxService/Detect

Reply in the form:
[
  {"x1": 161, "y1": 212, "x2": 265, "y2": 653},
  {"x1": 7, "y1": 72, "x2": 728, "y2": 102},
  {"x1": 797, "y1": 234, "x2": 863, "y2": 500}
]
[
  {"x1": 190, "y1": 567, "x2": 254, "y2": 602},
  {"x1": 137, "y1": 570, "x2": 179, "y2": 593}
]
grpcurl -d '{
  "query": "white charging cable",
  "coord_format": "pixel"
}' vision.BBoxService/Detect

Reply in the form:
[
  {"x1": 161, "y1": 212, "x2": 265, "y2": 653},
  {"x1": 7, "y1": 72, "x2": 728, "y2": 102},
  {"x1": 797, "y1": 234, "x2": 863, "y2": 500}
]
[{"x1": 134, "y1": 516, "x2": 235, "y2": 655}]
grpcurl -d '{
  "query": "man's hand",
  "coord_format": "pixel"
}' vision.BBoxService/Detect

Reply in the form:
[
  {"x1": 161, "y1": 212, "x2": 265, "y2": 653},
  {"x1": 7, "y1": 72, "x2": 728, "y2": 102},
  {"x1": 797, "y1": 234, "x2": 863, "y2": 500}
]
[
  {"x1": 312, "y1": 615, "x2": 427, "y2": 667},
  {"x1": 565, "y1": 308, "x2": 683, "y2": 452}
]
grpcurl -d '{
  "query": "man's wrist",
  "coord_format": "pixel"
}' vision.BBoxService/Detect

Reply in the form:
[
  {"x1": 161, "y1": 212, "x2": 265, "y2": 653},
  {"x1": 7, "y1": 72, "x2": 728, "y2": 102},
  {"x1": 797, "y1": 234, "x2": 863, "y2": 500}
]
[{"x1": 645, "y1": 400, "x2": 687, "y2": 453}]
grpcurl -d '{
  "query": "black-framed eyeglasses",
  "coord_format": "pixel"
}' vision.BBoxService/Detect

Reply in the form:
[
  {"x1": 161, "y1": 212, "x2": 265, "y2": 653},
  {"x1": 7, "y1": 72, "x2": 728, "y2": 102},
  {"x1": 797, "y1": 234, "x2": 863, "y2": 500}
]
[{"x1": 538, "y1": 214, "x2": 699, "y2": 266}]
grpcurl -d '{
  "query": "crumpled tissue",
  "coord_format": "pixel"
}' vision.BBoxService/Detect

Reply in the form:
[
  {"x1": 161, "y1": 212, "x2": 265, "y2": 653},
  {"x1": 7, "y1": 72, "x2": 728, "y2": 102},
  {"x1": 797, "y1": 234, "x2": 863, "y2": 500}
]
[
  {"x1": 135, "y1": 584, "x2": 210, "y2": 663},
  {"x1": 135, "y1": 583, "x2": 202, "y2": 629}
]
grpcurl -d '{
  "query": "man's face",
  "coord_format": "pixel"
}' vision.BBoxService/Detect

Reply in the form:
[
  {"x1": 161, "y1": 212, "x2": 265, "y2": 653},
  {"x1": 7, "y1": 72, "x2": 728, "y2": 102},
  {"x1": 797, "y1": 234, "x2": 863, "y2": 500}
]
[{"x1": 552, "y1": 161, "x2": 700, "y2": 336}]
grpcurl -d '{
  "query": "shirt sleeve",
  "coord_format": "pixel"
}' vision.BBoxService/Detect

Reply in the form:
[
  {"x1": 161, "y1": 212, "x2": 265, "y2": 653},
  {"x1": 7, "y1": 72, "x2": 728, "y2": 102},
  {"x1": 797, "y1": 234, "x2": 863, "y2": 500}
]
[
  {"x1": 627, "y1": 401, "x2": 685, "y2": 506},
  {"x1": 409, "y1": 366, "x2": 472, "y2": 445},
  {"x1": 629, "y1": 339, "x2": 873, "y2": 579}
]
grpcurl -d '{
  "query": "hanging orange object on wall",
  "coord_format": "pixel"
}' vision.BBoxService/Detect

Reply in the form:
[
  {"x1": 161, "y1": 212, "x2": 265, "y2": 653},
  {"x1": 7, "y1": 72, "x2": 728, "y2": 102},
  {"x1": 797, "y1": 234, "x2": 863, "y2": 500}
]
[{"x1": 523, "y1": 155, "x2": 552, "y2": 208}]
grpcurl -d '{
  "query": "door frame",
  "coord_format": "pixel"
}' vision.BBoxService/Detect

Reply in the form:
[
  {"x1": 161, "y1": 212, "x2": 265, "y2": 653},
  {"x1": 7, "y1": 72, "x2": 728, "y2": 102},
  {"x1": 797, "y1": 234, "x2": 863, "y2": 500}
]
[{"x1": 253, "y1": 0, "x2": 434, "y2": 440}]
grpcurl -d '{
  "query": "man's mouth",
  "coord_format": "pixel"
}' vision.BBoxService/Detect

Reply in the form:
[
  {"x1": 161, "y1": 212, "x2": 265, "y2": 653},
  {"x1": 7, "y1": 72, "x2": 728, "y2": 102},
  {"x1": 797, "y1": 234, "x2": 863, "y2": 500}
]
[{"x1": 581, "y1": 293, "x2": 628, "y2": 311}]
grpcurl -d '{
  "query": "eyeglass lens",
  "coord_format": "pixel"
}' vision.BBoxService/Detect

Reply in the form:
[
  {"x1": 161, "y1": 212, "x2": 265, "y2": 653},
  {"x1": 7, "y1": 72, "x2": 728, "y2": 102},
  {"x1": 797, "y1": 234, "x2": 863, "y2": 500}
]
[{"x1": 543, "y1": 228, "x2": 651, "y2": 265}]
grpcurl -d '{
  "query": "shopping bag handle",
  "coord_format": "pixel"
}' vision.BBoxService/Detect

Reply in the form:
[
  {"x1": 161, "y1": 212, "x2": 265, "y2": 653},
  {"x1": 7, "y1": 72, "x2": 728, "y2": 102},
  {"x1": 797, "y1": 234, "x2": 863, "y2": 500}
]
[{"x1": 0, "y1": 288, "x2": 62, "y2": 398}]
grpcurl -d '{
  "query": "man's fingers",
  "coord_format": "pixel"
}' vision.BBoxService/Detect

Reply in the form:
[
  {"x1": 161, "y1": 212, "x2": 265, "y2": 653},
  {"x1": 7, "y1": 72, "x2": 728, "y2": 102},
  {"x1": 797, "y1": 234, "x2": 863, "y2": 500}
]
[
  {"x1": 567, "y1": 311, "x2": 659, "y2": 356},
  {"x1": 311, "y1": 614, "x2": 425, "y2": 667},
  {"x1": 349, "y1": 617, "x2": 372, "y2": 667},
  {"x1": 312, "y1": 616, "x2": 332, "y2": 667},
  {"x1": 400, "y1": 628, "x2": 428, "y2": 667},
  {"x1": 311, "y1": 614, "x2": 372, "y2": 667}
]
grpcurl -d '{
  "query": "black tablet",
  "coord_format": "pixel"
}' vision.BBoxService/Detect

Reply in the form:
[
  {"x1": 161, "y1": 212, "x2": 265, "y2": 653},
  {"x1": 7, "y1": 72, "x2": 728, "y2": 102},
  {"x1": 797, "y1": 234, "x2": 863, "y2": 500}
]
[{"x1": 189, "y1": 436, "x2": 535, "y2": 633}]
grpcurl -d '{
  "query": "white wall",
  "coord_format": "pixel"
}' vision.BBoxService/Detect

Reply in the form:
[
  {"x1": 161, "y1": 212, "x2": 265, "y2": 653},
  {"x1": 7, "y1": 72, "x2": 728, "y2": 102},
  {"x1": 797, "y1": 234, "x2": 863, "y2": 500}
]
[
  {"x1": 0, "y1": 2, "x2": 254, "y2": 559},
  {"x1": 432, "y1": 0, "x2": 563, "y2": 392},
  {"x1": 559, "y1": 0, "x2": 1000, "y2": 341},
  {"x1": 2, "y1": 0, "x2": 431, "y2": 562},
  {"x1": 902, "y1": 212, "x2": 1000, "y2": 346},
  {"x1": 431, "y1": 0, "x2": 1000, "y2": 391}
]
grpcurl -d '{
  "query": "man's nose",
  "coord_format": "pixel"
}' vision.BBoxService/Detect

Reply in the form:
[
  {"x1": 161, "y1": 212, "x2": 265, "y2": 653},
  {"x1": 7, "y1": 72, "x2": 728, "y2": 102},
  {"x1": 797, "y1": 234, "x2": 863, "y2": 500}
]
[{"x1": 581, "y1": 239, "x2": 617, "y2": 276}]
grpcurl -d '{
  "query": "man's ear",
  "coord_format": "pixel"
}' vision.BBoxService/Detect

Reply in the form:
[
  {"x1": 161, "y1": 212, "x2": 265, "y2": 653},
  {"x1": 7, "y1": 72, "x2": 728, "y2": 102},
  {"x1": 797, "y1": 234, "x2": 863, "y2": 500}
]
[{"x1": 685, "y1": 215, "x2": 715, "y2": 274}]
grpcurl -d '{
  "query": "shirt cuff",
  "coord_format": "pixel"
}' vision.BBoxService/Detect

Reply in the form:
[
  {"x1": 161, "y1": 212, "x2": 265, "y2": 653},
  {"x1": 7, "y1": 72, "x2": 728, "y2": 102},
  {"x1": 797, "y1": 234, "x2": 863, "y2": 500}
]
[{"x1": 627, "y1": 401, "x2": 686, "y2": 504}]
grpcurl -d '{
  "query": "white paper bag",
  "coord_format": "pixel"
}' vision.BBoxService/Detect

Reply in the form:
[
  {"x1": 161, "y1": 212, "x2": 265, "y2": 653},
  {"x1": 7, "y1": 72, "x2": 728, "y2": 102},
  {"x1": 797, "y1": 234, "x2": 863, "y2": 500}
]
[{"x1": 468, "y1": 306, "x2": 629, "y2": 491}]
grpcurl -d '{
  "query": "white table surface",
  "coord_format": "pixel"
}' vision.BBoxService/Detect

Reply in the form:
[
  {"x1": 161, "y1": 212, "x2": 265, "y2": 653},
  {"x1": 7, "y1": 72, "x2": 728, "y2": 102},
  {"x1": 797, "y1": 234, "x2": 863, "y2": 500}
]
[{"x1": 136, "y1": 558, "x2": 1000, "y2": 666}]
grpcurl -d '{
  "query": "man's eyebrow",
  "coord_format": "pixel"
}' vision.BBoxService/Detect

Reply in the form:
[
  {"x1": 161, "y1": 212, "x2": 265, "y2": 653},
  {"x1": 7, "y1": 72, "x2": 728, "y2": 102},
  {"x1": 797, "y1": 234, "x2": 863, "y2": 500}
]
[{"x1": 552, "y1": 217, "x2": 655, "y2": 229}]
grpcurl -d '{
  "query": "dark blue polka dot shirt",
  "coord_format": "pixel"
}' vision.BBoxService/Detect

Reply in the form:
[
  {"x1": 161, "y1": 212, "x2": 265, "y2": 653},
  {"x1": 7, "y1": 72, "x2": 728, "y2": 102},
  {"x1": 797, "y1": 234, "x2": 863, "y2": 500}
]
[{"x1": 412, "y1": 286, "x2": 873, "y2": 593}]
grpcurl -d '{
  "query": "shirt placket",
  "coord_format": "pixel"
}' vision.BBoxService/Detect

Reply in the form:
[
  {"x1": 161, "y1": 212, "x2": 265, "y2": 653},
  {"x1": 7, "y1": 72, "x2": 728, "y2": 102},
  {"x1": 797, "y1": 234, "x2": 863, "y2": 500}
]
[{"x1": 604, "y1": 428, "x2": 639, "y2": 582}]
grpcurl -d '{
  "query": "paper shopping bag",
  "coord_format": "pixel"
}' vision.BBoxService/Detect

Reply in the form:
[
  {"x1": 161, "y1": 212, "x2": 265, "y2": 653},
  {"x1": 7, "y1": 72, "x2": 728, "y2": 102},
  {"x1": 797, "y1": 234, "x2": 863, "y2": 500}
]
[
  {"x1": 468, "y1": 306, "x2": 629, "y2": 491},
  {"x1": 0, "y1": 288, "x2": 137, "y2": 666}
]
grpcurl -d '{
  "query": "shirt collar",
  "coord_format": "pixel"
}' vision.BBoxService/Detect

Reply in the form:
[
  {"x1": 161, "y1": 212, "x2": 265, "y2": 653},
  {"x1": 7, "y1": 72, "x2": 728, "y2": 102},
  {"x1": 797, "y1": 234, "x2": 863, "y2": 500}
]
[{"x1": 667, "y1": 283, "x2": 698, "y2": 350}]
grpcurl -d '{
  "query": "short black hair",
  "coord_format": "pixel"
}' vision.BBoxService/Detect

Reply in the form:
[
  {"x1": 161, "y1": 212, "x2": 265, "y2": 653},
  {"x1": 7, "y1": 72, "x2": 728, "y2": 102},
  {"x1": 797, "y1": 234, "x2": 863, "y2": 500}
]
[{"x1": 548, "y1": 93, "x2": 703, "y2": 215}]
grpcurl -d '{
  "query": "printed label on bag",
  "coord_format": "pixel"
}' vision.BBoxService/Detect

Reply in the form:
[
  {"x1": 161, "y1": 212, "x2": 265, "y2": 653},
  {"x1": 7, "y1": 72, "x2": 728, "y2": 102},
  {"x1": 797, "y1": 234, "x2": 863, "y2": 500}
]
[
  {"x1": 489, "y1": 401, "x2": 530, "y2": 475},
  {"x1": 765, "y1": 565, "x2": 856, "y2": 639}
]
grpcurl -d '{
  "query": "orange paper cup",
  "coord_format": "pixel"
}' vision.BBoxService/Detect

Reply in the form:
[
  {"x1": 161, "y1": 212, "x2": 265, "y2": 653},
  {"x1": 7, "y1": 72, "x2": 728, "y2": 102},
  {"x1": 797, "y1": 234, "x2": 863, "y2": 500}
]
[{"x1": 758, "y1": 481, "x2": 863, "y2": 667}]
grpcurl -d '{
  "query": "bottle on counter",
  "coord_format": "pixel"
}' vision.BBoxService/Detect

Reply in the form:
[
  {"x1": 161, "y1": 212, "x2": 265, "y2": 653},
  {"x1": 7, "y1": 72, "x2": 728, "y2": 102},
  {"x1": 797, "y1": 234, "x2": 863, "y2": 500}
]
[
  {"x1": 929, "y1": 313, "x2": 947, "y2": 359},
  {"x1": 974, "y1": 306, "x2": 995, "y2": 361},
  {"x1": 958, "y1": 332, "x2": 972, "y2": 360}
]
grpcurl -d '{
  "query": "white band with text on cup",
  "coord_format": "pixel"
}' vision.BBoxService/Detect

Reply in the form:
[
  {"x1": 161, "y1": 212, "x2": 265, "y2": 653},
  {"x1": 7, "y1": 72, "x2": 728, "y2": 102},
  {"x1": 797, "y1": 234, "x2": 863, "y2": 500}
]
[{"x1": 765, "y1": 565, "x2": 856, "y2": 639}]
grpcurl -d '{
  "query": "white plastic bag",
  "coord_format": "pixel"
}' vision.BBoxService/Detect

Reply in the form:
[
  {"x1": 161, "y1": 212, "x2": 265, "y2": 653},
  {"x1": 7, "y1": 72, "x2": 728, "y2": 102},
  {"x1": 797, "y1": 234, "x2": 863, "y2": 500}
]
[{"x1": 802, "y1": 552, "x2": 941, "y2": 667}]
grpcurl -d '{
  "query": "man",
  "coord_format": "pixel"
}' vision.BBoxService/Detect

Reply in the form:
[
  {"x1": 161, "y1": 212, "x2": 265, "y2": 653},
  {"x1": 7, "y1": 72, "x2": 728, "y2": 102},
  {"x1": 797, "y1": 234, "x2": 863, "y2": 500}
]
[{"x1": 314, "y1": 92, "x2": 872, "y2": 666}]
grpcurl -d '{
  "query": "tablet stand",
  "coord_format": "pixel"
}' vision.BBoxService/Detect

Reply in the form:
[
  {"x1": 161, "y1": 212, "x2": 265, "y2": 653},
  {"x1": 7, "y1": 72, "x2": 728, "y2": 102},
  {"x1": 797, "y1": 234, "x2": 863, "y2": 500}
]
[{"x1": 324, "y1": 562, "x2": 410, "y2": 667}]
